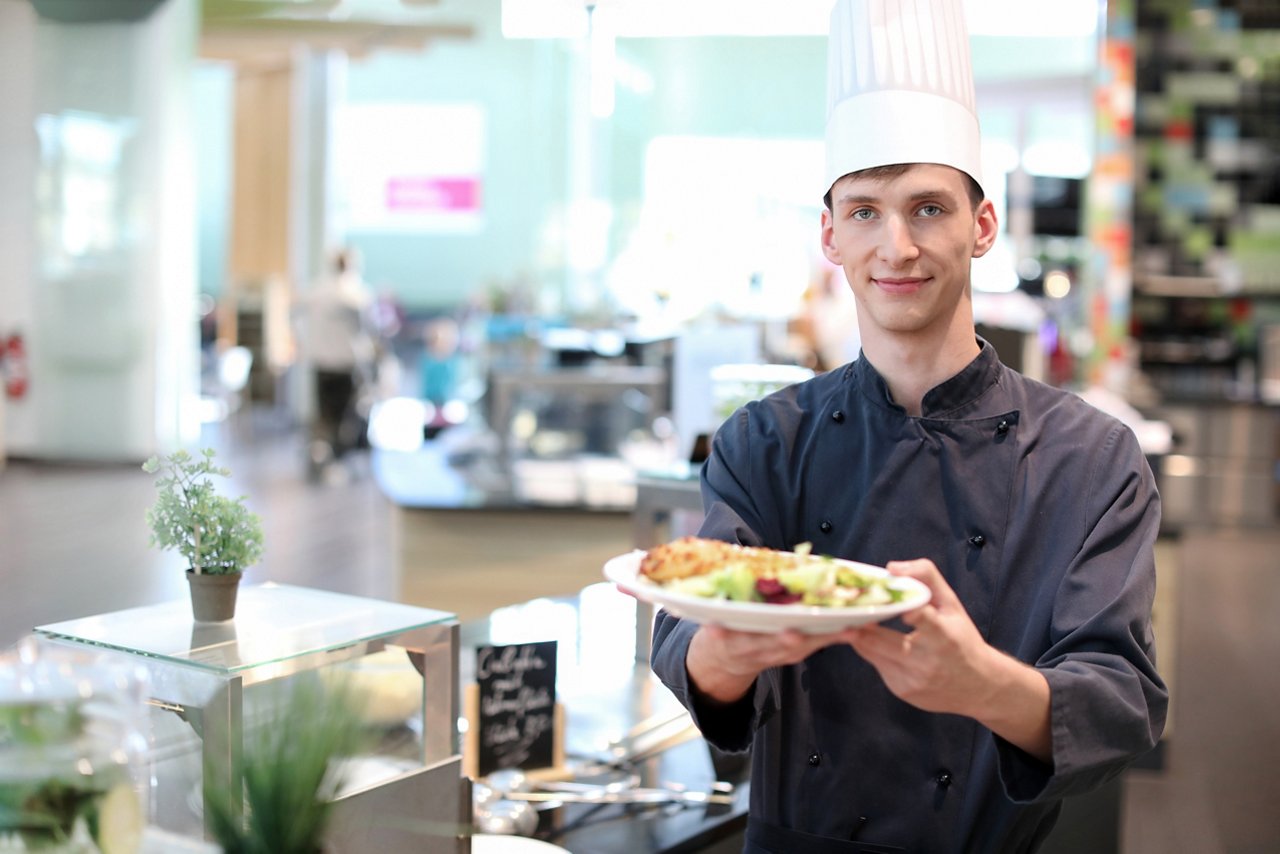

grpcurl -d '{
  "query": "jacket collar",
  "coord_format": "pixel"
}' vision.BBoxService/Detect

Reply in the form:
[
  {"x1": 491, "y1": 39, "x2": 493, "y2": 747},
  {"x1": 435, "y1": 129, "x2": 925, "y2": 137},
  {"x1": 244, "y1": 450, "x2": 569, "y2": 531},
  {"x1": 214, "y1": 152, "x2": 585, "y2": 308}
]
[{"x1": 850, "y1": 337, "x2": 1004, "y2": 418}]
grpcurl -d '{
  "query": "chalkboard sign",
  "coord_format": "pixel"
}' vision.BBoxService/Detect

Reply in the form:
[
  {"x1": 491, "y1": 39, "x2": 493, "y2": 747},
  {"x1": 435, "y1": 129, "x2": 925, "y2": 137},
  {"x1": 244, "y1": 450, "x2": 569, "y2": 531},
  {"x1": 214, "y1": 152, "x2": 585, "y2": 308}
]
[{"x1": 474, "y1": 641, "x2": 557, "y2": 777}]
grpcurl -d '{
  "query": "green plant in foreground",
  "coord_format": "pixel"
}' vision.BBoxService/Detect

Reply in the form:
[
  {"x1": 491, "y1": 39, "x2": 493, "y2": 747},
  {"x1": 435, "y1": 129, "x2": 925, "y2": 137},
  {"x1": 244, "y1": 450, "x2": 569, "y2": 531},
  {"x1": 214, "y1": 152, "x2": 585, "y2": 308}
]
[
  {"x1": 143, "y1": 448, "x2": 264, "y2": 575},
  {"x1": 204, "y1": 678, "x2": 368, "y2": 854}
]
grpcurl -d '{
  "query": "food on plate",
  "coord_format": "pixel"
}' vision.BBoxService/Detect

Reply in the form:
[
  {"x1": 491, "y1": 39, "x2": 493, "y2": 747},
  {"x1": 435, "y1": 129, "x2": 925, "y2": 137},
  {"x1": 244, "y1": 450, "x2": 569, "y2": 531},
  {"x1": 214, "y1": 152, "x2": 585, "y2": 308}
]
[
  {"x1": 638, "y1": 536, "x2": 914, "y2": 607},
  {"x1": 638, "y1": 536, "x2": 772, "y2": 582}
]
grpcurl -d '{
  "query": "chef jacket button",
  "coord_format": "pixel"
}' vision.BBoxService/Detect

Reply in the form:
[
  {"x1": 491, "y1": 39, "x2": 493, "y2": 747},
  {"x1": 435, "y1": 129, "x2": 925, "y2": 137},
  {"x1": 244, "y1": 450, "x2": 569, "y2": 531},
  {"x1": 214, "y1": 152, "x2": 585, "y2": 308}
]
[
  {"x1": 807, "y1": 753, "x2": 821, "y2": 767},
  {"x1": 831, "y1": 409, "x2": 845, "y2": 423},
  {"x1": 935, "y1": 770, "x2": 952, "y2": 788},
  {"x1": 819, "y1": 520, "x2": 833, "y2": 534},
  {"x1": 968, "y1": 534, "x2": 985, "y2": 548},
  {"x1": 996, "y1": 420, "x2": 1010, "y2": 436}
]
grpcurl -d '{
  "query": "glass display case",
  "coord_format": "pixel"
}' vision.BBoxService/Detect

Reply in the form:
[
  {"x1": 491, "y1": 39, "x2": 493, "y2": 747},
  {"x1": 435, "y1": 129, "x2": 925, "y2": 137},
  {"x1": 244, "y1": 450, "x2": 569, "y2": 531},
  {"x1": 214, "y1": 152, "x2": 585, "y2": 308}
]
[
  {"x1": 34, "y1": 584, "x2": 465, "y2": 853},
  {"x1": 0, "y1": 639, "x2": 150, "y2": 853}
]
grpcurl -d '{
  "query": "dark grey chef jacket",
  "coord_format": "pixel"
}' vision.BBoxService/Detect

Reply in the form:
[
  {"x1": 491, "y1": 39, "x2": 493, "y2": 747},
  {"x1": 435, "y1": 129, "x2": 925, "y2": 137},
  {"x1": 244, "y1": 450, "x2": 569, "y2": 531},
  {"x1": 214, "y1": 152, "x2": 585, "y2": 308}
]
[{"x1": 650, "y1": 341, "x2": 1168, "y2": 853}]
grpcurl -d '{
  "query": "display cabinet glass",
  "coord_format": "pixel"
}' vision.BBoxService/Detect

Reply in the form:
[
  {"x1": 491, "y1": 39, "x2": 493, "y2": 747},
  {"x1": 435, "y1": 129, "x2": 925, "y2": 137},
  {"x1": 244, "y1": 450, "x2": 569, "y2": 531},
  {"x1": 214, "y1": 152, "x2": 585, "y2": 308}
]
[{"x1": 34, "y1": 583, "x2": 464, "y2": 852}]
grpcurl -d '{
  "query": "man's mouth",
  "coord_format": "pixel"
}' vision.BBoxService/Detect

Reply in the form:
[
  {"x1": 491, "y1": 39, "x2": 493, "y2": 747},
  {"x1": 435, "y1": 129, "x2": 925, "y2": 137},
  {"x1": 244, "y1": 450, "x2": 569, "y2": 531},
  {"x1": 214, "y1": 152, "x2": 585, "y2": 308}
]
[{"x1": 872, "y1": 277, "x2": 929, "y2": 293}]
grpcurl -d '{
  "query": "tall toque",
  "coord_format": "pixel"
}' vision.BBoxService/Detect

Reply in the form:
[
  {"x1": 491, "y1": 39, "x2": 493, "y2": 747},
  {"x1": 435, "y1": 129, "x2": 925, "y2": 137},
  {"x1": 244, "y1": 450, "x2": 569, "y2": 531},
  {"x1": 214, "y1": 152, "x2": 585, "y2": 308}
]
[{"x1": 825, "y1": 0, "x2": 983, "y2": 196}]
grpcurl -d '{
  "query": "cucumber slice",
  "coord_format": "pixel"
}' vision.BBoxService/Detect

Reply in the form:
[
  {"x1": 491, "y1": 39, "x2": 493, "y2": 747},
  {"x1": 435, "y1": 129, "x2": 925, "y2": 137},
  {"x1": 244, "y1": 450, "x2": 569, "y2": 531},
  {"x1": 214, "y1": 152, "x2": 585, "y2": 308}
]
[{"x1": 90, "y1": 784, "x2": 142, "y2": 854}]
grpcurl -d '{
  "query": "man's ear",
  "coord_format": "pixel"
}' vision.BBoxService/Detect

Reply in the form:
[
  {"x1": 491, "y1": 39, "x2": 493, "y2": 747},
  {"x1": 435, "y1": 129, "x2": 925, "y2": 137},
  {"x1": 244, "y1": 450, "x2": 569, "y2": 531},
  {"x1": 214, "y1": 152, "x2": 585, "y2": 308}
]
[
  {"x1": 971, "y1": 199, "x2": 998, "y2": 259},
  {"x1": 820, "y1": 207, "x2": 842, "y2": 265}
]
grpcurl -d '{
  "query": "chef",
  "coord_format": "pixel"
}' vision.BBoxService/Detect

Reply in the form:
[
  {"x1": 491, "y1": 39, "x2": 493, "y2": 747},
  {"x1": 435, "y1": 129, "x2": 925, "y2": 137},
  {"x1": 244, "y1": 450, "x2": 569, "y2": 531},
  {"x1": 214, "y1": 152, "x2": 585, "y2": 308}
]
[{"x1": 648, "y1": 1, "x2": 1168, "y2": 851}]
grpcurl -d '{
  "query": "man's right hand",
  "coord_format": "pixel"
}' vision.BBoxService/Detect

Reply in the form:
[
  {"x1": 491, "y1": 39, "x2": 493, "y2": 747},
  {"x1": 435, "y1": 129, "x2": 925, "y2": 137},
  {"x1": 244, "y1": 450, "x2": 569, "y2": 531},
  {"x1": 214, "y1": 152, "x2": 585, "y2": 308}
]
[{"x1": 686, "y1": 623, "x2": 855, "y2": 704}]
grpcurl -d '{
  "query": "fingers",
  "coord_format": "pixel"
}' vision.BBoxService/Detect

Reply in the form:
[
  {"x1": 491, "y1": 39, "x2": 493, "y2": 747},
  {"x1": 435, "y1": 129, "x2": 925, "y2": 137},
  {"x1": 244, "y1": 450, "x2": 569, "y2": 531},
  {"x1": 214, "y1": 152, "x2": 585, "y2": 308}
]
[
  {"x1": 886, "y1": 558, "x2": 960, "y2": 611},
  {"x1": 900, "y1": 603, "x2": 939, "y2": 630},
  {"x1": 702, "y1": 623, "x2": 853, "y2": 668},
  {"x1": 763, "y1": 627, "x2": 848, "y2": 661},
  {"x1": 849, "y1": 624, "x2": 917, "y2": 663},
  {"x1": 884, "y1": 558, "x2": 939, "y2": 583}
]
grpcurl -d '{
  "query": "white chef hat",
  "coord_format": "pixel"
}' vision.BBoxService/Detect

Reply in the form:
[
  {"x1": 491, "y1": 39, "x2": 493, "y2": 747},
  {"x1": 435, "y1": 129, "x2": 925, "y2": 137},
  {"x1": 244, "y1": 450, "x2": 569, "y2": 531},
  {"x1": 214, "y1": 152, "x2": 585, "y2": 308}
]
[{"x1": 825, "y1": 0, "x2": 983, "y2": 197}]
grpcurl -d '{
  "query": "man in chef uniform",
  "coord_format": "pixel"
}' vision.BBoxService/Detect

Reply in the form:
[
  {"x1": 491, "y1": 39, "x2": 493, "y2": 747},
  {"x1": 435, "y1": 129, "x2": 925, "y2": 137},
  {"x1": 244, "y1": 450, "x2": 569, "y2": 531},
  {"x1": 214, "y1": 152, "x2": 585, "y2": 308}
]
[{"x1": 648, "y1": 1, "x2": 1167, "y2": 851}]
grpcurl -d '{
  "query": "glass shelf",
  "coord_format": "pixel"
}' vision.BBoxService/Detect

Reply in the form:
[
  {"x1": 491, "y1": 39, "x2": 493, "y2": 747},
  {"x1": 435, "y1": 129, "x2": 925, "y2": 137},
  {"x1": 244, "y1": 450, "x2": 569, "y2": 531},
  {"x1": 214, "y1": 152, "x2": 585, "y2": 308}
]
[{"x1": 36, "y1": 582, "x2": 456, "y2": 675}]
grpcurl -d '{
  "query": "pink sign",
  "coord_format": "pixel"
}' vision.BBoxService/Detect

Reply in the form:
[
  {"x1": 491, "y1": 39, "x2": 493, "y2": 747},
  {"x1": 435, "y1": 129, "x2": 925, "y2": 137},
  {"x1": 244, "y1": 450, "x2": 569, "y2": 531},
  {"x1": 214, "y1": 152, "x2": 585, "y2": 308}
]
[{"x1": 385, "y1": 176, "x2": 482, "y2": 212}]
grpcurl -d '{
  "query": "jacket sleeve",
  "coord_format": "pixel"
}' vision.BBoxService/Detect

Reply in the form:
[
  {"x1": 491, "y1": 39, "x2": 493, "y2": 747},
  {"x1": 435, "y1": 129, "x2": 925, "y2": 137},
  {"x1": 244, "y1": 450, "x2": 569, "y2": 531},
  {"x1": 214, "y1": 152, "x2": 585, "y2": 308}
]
[
  {"x1": 998, "y1": 422, "x2": 1169, "y2": 802},
  {"x1": 648, "y1": 405, "x2": 779, "y2": 752}
]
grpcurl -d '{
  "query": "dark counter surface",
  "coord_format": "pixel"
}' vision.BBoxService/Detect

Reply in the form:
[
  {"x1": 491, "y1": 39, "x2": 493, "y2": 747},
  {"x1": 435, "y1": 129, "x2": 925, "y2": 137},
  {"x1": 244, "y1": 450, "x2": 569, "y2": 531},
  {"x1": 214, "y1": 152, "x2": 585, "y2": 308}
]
[{"x1": 460, "y1": 583, "x2": 749, "y2": 853}]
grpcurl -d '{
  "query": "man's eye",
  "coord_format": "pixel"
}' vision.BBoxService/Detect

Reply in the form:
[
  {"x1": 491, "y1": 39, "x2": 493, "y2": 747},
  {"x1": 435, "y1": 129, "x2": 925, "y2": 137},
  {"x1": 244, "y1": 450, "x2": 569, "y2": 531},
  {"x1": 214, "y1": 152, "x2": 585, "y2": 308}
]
[
  {"x1": 850, "y1": 208, "x2": 875, "y2": 221},
  {"x1": 918, "y1": 204, "x2": 943, "y2": 217}
]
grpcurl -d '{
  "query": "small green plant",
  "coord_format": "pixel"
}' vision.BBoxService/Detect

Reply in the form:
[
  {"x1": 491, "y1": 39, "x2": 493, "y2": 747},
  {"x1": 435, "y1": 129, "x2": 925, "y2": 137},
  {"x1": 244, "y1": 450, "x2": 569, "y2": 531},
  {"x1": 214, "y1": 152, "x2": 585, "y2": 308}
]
[
  {"x1": 142, "y1": 448, "x2": 264, "y2": 576},
  {"x1": 204, "y1": 677, "x2": 368, "y2": 854}
]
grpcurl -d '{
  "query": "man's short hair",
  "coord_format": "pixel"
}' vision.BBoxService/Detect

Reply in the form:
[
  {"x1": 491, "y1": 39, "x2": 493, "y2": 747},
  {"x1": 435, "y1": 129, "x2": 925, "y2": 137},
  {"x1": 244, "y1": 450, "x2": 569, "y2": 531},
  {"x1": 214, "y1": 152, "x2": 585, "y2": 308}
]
[{"x1": 823, "y1": 163, "x2": 984, "y2": 212}]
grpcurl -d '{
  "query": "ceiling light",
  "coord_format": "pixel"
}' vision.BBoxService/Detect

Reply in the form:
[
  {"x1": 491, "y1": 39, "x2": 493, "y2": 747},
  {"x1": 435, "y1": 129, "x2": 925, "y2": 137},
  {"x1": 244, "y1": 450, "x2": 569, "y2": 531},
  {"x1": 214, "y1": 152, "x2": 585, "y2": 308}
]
[
  {"x1": 1044, "y1": 270, "x2": 1072, "y2": 299},
  {"x1": 501, "y1": 0, "x2": 1099, "y2": 39}
]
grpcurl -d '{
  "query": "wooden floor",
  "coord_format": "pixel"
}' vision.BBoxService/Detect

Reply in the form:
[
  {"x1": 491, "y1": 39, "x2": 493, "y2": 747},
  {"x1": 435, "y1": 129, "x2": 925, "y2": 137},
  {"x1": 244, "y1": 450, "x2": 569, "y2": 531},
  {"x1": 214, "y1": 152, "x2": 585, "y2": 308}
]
[{"x1": 1, "y1": 412, "x2": 1277, "y2": 853}]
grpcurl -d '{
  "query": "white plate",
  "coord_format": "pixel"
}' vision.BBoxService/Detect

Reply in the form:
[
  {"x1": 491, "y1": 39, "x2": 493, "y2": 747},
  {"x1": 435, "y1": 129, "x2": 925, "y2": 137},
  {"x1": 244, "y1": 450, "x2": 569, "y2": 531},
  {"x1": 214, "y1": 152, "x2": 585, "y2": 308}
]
[
  {"x1": 471, "y1": 835, "x2": 570, "y2": 854},
  {"x1": 603, "y1": 549, "x2": 930, "y2": 634}
]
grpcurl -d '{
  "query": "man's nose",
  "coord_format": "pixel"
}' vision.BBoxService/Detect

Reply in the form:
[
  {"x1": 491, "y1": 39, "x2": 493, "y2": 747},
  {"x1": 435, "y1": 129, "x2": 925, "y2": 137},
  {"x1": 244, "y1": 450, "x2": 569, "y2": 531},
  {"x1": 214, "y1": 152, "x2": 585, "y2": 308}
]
[{"x1": 878, "y1": 216, "x2": 920, "y2": 266}]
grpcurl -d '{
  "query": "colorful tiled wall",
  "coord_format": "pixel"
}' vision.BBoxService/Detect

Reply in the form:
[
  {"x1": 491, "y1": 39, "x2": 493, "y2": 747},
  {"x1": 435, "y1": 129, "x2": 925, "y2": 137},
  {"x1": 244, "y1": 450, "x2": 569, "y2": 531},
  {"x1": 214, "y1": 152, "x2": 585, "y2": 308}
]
[
  {"x1": 1129, "y1": 0, "x2": 1280, "y2": 402},
  {"x1": 1133, "y1": 0, "x2": 1280, "y2": 294}
]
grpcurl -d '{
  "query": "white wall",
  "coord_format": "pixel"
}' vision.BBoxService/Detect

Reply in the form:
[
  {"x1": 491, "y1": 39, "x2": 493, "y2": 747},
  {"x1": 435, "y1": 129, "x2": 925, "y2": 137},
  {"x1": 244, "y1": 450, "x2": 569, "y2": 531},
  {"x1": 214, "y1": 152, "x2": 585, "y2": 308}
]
[
  {"x1": 0, "y1": 0, "x2": 39, "y2": 467},
  {"x1": 2, "y1": 0, "x2": 200, "y2": 461}
]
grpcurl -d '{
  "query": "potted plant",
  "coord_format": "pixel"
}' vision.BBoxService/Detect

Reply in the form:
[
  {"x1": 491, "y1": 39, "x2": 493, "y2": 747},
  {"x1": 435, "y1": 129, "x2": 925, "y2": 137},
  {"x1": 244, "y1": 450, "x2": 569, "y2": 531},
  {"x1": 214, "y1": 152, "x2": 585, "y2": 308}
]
[{"x1": 142, "y1": 448, "x2": 264, "y2": 622}]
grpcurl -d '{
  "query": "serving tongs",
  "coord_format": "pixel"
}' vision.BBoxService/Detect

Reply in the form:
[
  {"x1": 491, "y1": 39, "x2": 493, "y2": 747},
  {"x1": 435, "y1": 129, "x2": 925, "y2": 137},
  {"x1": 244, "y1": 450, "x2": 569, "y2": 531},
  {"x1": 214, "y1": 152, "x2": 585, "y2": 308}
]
[
  {"x1": 477, "y1": 709, "x2": 735, "y2": 816},
  {"x1": 496, "y1": 786, "x2": 734, "y2": 807},
  {"x1": 579, "y1": 709, "x2": 702, "y2": 769}
]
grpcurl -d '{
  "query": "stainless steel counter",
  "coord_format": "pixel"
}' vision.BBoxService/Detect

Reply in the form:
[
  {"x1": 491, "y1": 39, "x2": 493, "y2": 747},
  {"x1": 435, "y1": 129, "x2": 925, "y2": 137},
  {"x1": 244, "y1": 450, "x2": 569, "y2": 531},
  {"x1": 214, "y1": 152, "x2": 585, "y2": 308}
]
[
  {"x1": 372, "y1": 434, "x2": 642, "y2": 512},
  {"x1": 1149, "y1": 402, "x2": 1279, "y2": 530}
]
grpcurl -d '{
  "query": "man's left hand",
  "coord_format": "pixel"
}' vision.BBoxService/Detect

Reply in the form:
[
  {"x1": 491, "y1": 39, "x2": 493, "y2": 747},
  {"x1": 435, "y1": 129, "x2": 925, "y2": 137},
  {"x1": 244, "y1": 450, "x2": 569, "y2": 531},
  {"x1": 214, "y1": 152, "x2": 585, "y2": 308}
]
[
  {"x1": 846, "y1": 558, "x2": 1053, "y2": 763},
  {"x1": 845, "y1": 558, "x2": 994, "y2": 716}
]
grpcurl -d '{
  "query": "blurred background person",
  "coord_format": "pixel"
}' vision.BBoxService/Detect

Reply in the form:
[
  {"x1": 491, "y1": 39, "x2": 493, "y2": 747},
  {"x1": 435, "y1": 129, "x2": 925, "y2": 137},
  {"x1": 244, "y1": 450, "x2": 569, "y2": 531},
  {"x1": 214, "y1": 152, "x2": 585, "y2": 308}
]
[
  {"x1": 297, "y1": 247, "x2": 376, "y2": 480},
  {"x1": 797, "y1": 259, "x2": 861, "y2": 373},
  {"x1": 420, "y1": 315, "x2": 462, "y2": 439}
]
